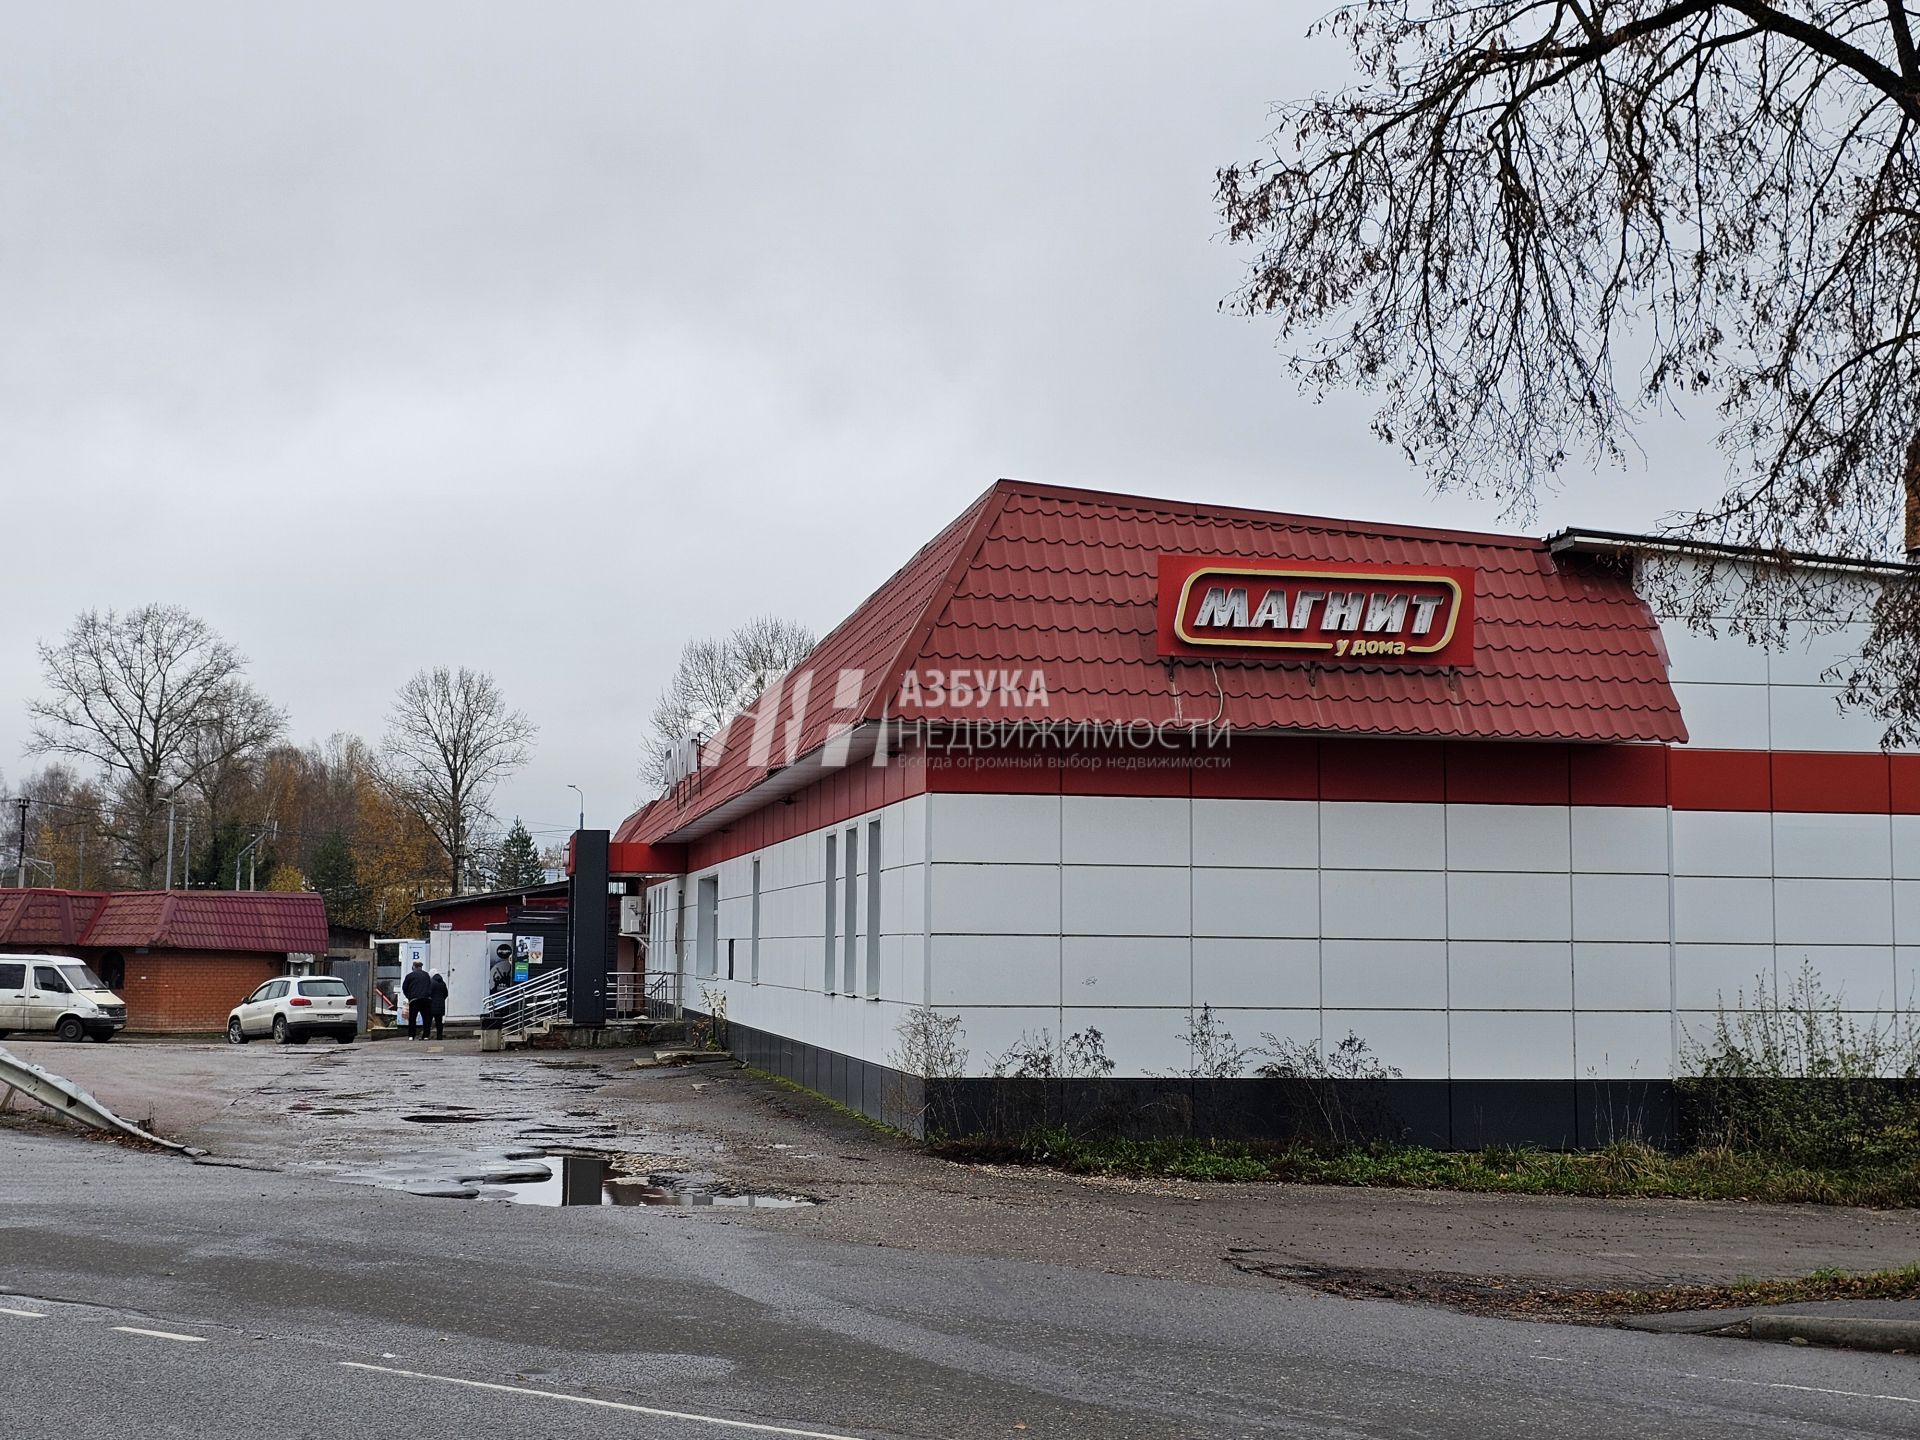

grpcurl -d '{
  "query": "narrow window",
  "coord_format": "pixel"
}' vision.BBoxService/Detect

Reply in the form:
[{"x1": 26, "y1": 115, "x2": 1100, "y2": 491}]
[
  {"x1": 823, "y1": 832, "x2": 838, "y2": 991},
  {"x1": 696, "y1": 875, "x2": 718, "y2": 978},
  {"x1": 865, "y1": 818, "x2": 882, "y2": 996},
  {"x1": 842, "y1": 825, "x2": 859, "y2": 993},
  {"x1": 750, "y1": 857, "x2": 761, "y2": 985}
]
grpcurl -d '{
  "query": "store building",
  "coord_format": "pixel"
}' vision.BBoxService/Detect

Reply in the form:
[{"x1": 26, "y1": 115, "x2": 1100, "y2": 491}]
[
  {"x1": 615, "y1": 479, "x2": 1920, "y2": 1145},
  {"x1": 0, "y1": 887, "x2": 330, "y2": 1033}
]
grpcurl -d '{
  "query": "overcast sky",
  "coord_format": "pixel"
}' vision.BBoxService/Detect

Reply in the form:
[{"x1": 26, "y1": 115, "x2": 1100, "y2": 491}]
[{"x1": 0, "y1": 3, "x2": 1727, "y2": 844}]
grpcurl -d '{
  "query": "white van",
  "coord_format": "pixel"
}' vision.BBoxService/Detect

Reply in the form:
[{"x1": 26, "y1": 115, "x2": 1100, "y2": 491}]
[{"x1": 0, "y1": 955, "x2": 128, "y2": 1042}]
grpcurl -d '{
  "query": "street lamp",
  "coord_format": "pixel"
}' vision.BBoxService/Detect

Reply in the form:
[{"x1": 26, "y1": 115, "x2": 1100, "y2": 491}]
[{"x1": 567, "y1": 784, "x2": 584, "y2": 834}]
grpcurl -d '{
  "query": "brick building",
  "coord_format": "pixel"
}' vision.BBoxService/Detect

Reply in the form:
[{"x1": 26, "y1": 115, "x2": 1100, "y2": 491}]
[{"x1": 0, "y1": 888, "x2": 329, "y2": 1033}]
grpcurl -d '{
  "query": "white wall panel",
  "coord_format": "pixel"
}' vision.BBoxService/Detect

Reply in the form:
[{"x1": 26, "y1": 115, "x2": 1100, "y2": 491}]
[
  {"x1": 1672, "y1": 811, "x2": 1772, "y2": 878},
  {"x1": 1445, "y1": 805, "x2": 1571, "y2": 873},
  {"x1": 931, "y1": 793, "x2": 1059, "y2": 865},
  {"x1": 1769, "y1": 685, "x2": 1887, "y2": 752},
  {"x1": 1894, "y1": 818, "x2": 1920, "y2": 881},
  {"x1": 929, "y1": 934, "x2": 1060, "y2": 1007},
  {"x1": 1575, "y1": 1012, "x2": 1674, "y2": 1079},
  {"x1": 1322, "y1": 1009, "x2": 1449, "y2": 1078},
  {"x1": 1191, "y1": 867, "x2": 1319, "y2": 938},
  {"x1": 1191, "y1": 938, "x2": 1320, "y2": 1010},
  {"x1": 1211, "y1": 1008, "x2": 1318, "y2": 1057},
  {"x1": 1659, "y1": 621, "x2": 1767, "y2": 685},
  {"x1": 1673, "y1": 876, "x2": 1775, "y2": 943},
  {"x1": 929, "y1": 863, "x2": 1060, "y2": 935},
  {"x1": 1321, "y1": 802, "x2": 1445, "y2": 871},
  {"x1": 1062, "y1": 866, "x2": 1189, "y2": 936},
  {"x1": 1322, "y1": 870, "x2": 1447, "y2": 941},
  {"x1": 1674, "y1": 944, "x2": 1775, "y2": 1010},
  {"x1": 1062, "y1": 795, "x2": 1189, "y2": 867},
  {"x1": 1778, "y1": 946, "x2": 1897, "y2": 1012},
  {"x1": 1448, "y1": 941, "x2": 1573, "y2": 1010},
  {"x1": 1773, "y1": 813, "x2": 1892, "y2": 880},
  {"x1": 1450, "y1": 1011, "x2": 1574, "y2": 1080},
  {"x1": 1672, "y1": 682, "x2": 1772, "y2": 749},
  {"x1": 1573, "y1": 943, "x2": 1672, "y2": 1010},
  {"x1": 1191, "y1": 799, "x2": 1317, "y2": 869},
  {"x1": 1061, "y1": 1005, "x2": 1194, "y2": 1075},
  {"x1": 1571, "y1": 807, "x2": 1669, "y2": 875},
  {"x1": 1769, "y1": 622, "x2": 1871, "y2": 686},
  {"x1": 1774, "y1": 878, "x2": 1894, "y2": 946},
  {"x1": 1062, "y1": 935, "x2": 1190, "y2": 1008},
  {"x1": 1900, "y1": 948, "x2": 1920, "y2": 1010},
  {"x1": 1572, "y1": 873, "x2": 1671, "y2": 944},
  {"x1": 901, "y1": 795, "x2": 927, "y2": 868},
  {"x1": 1321, "y1": 939, "x2": 1447, "y2": 1010},
  {"x1": 1448, "y1": 872, "x2": 1572, "y2": 942},
  {"x1": 948, "y1": 1006, "x2": 1063, "y2": 1075},
  {"x1": 1897, "y1": 881, "x2": 1920, "y2": 946}
]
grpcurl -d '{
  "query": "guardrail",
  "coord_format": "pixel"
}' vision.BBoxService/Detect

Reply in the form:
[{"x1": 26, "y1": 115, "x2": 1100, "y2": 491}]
[{"x1": 0, "y1": 1044, "x2": 192, "y2": 1152}]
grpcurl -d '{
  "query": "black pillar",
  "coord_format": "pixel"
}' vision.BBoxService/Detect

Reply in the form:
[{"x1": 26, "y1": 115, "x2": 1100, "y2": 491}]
[{"x1": 568, "y1": 829, "x2": 610, "y2": 1026}]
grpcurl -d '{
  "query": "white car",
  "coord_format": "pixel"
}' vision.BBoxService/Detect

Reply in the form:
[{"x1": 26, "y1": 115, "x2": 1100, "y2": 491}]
[{"x1": 226, "y1": 975, "x2": 358, "y2": 1045}]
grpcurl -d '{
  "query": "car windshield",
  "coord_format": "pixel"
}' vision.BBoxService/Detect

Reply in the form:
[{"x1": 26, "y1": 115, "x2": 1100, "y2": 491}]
[
  {"x1": 301, "y1": 978, "x2": 350, "y2": 996},
  {"x1": 58, "y1": 963, "x2": 107, "y2": 992}
]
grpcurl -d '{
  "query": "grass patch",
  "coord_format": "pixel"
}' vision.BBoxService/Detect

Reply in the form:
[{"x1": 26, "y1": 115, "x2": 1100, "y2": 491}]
[
  {"x1": 749, "y1": 1067, "x2": 909, "y2": 1140},
  {"x1": 934, "y1": 1129, "x2": 1920, "y2": 1207}
]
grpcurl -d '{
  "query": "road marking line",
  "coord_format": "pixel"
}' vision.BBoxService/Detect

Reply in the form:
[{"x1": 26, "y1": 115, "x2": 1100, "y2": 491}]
[
  {"x1": 339, "y1": 1361, "x2": 866, "y2": 1438},
  {"x1": 1680, "y1": 1372, "x2": 1919, "y2": 1406},
  {"x1": 0, "y1": 1307, "x2": 47, "y2": 1319},
  {"x1": 112, "y1": 1326, "x2": 207, "y2": 1343}
]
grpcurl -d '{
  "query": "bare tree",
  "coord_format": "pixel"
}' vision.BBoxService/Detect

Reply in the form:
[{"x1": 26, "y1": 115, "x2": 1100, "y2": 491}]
[
  {"x1": 379, "y1": 666, "x2": 537, "y2": 894},
  {"x1": 27, "y1": 605, "x2": 285, "y2": 884},
  {"x1": 1218, "y1": 1, "x2": 1920, "y2": 735},
  {"x1": 640, "y1": 615, "x2": 817, "y2": 789}
]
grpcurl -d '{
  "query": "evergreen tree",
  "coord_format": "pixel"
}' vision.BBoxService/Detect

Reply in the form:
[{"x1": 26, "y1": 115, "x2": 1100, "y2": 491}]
[
  {"x1": 308, "y1": 829, "x2": 365, "y2": 923},
  {"x1": 493, "y1": 817, "x2": 546, "y2": 890}
]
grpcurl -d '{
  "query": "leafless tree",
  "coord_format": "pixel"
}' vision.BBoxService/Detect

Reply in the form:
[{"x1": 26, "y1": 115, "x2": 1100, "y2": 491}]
[
  {"x1": 1219, "y1": 0, "x2": 1920, "y2": 737},
  {"x1": 640, "y1": 615, "x2": 817, "y2": 789},
  {"x1": 379, "y1": 666, "x2": 537, "y2": 894},
  {"x1": 26, "y1": 605, "x2": 285, "y2": 884}
]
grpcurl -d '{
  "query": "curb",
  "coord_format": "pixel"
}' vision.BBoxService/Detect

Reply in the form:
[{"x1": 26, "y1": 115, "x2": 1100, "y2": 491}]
[{"x1": 1745, "y1": 1314, "x2": 1920, "y2": 1354}]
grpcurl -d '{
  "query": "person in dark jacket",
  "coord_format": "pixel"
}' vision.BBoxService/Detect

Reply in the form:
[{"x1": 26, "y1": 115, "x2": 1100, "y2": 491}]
[
  {"x1": 428, "y1": 971, "x2": 449, "y2": 1041},
  {"x1": 401, "y1": 960, "x2": 431, "y2": 1040}
]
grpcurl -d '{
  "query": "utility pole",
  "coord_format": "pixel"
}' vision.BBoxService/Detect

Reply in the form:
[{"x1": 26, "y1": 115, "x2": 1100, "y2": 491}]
[
  {"x1": 164, "y1": 801, "x2": 176, "y2": 890},
  {"x1": 13, "y1": 796, "x2": 27, "y2": 888},
  {"x1": 181, "y1": 820, "x2": 190, "y2": 889}
]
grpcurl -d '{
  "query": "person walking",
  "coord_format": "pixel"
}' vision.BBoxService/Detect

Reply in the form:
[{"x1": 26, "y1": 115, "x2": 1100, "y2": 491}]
[
  {"x1": 428, "y1": 970, "x2": 449, "y2": 1041},
  {"x1": 401, "y1": 960, "x2": 432, "y2": 1041}
]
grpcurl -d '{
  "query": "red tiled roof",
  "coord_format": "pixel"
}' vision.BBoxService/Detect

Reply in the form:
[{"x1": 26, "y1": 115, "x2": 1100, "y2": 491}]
[
  {"x1": 618, "y1": 480, "x2": 1686, "y2": 842},
  {"x1": 0, "y1": 888, "x2": 329, "y2": 954},
  {"x1": 0, "y1": 889, "x2": 105, "y2": 948}
]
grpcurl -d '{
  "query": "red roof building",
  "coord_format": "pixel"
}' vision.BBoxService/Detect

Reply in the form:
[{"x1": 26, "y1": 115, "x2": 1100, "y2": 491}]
[
  {"x1": 0, "y1": 888, "x2": 328, "y2": 1034},
  {"x1": 612, "y1": 480, "x2": 1919, "y2": 1148}
]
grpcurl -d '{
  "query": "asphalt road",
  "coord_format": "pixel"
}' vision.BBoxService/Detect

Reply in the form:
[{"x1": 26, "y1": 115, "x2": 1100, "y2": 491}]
[{"x1": 4, "y1": 1127, "x2": 1920, "y2": 1439}]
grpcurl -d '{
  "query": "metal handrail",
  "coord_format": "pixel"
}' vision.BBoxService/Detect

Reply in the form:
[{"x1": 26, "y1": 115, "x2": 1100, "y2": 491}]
[{"x1": 483, "y1": 968, "x2": 569, "y2": 1040}]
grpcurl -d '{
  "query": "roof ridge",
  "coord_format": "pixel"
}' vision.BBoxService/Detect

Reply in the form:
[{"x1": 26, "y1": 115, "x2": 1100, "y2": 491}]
[
  {"x1": 865, "y1": 480, "x2": 1019, "y2": 723},
  {"x1": 991, "y1": 477, "x2": 1543, "y2": 550}
]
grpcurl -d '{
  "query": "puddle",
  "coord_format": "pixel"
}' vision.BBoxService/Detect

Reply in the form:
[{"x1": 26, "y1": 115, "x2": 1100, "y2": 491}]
[
  {"x1": 402, "y1": 1113, "x2": 489, "y2": 1124},
  {"x1": 485, "y1": 1154, "x2": 816, "y2": 1210}
]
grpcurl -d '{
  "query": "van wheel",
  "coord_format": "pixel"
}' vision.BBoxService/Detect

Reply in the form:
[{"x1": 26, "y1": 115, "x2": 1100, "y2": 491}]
[
  {"x1": 272, "y1": 1016, "x2": 290, "y2": 1045},
  {"x1": 227, "y1": 1019, "x2": 247, "y2": 1045},
  {"x1": 55, "y1": 1017, "x2": 85, "y2": 1042}
]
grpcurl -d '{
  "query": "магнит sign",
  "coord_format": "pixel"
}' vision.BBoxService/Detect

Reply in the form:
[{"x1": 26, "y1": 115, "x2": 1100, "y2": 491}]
[{"x1": 1156, "y1": 556, "x2": 1475, "y2": 666}]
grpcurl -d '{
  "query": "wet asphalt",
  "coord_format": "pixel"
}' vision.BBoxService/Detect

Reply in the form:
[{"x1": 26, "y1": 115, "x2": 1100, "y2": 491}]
[{"x1": 3, "y1": 1037, "x2": 1920, "y2": 1436}]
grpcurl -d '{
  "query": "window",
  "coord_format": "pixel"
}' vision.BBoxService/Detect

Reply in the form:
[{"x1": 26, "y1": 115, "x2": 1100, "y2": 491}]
[
  {"x1": 696, "y1": 875, "x2": 719, "y2": 978},
  {"x1": 266, "y1": 980, "x2": 290, "y2": 1001},
  {"x1": 300, "y1": 978, "x2": 350, "y2": 997},
  {"x1": 823, "y1": 832, "x2": 838, "y2": 991},
  {"x1": 842, "y1": 825, "x2": 858, "y2": 993},
  {"x1": 865, "y1": 818, "x2": 882, "y2": 997},
  {"x1": 58, "y1": 963, "x2": 104, "y2": 992},
  {"x1": 750, "y1": 858, "x2": 761, "y2": 984},
  {"x1": 34, "y1": 965, "x2": 70, "y2": 994},
  {"x1": 0, "y1": 962, "x2": 24, "y2": 990}
]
